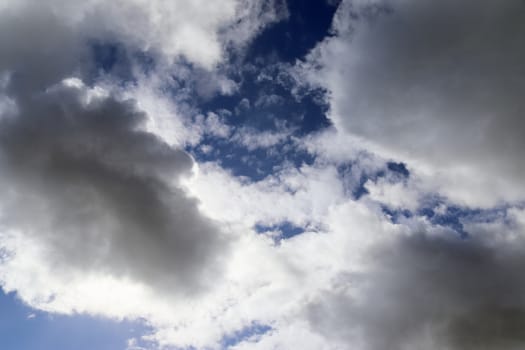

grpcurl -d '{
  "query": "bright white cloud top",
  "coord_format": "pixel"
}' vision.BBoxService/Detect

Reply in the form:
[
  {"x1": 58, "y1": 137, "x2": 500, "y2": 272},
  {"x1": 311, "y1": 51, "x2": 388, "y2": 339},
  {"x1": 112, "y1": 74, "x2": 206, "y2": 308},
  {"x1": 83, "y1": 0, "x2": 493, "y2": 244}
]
[{"x1": 1, "y1": 1, "x2": 525, "y2": 350}]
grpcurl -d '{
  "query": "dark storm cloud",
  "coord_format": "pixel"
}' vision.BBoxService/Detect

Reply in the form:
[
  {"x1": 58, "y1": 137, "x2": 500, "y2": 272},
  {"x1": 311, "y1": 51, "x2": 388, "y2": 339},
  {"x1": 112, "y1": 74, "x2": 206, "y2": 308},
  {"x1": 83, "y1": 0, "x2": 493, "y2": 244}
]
[
  {"x1": 307, "y1": 229, "x2": 525, "y2": 350},
  {"x1": 315, "y1": 0, "x2": 525, "y2": 204},
  {"x1": 0, "y1": 77, "x2": 228, "y2": 295}
]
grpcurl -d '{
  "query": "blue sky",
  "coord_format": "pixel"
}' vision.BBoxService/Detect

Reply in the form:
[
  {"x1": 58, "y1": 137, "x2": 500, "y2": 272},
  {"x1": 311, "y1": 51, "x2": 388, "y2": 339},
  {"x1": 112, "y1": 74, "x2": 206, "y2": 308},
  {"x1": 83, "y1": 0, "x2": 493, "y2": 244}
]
[
  {"x1": 0, "y1": 291, "x2": 150, "y2": 350},
  {"x1": 1, "y1": 1, "x2": 525, "y2": 349}
]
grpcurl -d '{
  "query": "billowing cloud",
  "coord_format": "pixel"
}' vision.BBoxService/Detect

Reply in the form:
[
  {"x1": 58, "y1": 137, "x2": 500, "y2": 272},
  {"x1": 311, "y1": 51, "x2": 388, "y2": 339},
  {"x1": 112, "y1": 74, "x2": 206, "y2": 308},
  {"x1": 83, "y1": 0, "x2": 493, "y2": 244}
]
[
  {"x1": 2, "y1": 0, "x2": 525, "y2": 349},
  {"x1": 0, "y1": 77, "x2": 229, "y2": 294},
  {"x1": 307, "y1": 216, "x2": 525, "y2": 350},
  {"x1": 307, "y1": 0, "x2": 525, "y2": 207},
  {"x1": 1, "y1": 0, "x2": 285, "y2": 71},
  {"x1": 0, "y1": 0, "x2": 289, "y2": 298},
  {"x1": 0, "y1": 0, "x2": 300, "y2": 347}
]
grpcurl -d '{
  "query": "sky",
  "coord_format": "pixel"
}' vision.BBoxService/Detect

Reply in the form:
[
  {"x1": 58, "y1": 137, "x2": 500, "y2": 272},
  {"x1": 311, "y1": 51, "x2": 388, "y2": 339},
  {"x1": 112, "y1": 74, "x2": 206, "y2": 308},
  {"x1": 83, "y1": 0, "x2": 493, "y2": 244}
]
[{"x1": 0, "y1": 1, "x2": 525, "y2": 349}]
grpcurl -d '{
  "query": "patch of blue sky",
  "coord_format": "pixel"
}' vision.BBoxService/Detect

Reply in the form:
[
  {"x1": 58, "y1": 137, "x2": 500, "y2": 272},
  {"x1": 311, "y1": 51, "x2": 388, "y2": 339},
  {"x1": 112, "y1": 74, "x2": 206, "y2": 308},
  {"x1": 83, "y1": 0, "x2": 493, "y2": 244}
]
[
  {"x1": 192, "y1": 64, "x2": 329, "y2": 181},
  {"x1": 88, "y1": 41, "x2": 135, "y2": 85},
  {"x1": 375, "y1": 189, "x2": 512, "y2": 238},
  {"x1": 246, "y1": 0, "x2": 340, "y2": 63},
  {"x1": 219, "y1": 322, "x2": 272, "y2": 348},
  {"x1": 387, "y1": 162, "x2": 410, "y2": 178},
  {"x1": 186, "y1": 0, "x2": 339, "y2": 182},
  {"x1": 380, "y1": 205, "x2": 413, "y2": 224},
  {"x1": 91, "y1": 41, "x2": 123, "y2": 73},
  {"x1": 0, "y1": 289, "x2": 152, "y2": 350},
  {"x1": 200, "y1": 59, "x2": 330, "y2": 135},
  {"x1": 339, "y1": 161, "x2": 410, "y2": 199},
  {"x1": 417, "y1": 199, "x2": 510, "y2": 237},
  {"x1": 190, "y1": 134, "x2": 315, "y2": 181},
  {"x1": 346, "y1": 161, "x2": 516, "y2": 240},
  {"x1": 86, "y1": 2, "x2": 337, "y2": 185},
  {"x1": 255, "y1": 221, "x2": 306, "y2": 242},
  {"x1": 336, "y1": 162, "x2": 371, "y2": 199},
  {"x1": 88, "y1": 40, "x2": 157, "y2": 89}
]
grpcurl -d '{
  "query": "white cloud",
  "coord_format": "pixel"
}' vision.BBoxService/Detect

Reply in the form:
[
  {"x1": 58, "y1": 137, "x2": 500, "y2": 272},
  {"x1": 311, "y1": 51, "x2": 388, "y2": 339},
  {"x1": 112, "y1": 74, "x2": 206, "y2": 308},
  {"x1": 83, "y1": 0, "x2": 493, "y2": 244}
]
[
  {"x1": 364, "y1": 177, "x2": 420, "y2": 211},
  {"x1": 231, "y1": 128, "x2": 291, "y2": 151},
  {"x1": 198, "y1": 112, "x2": 233, "y2": 139},
  {"x1": 3, "y1": 138, "x2": 525, "y2": 350},
  {"x1": 118, "y1": 72, "x2": 203, "y2": 148},
  {"x1": 2, "y1": 0, "x2": 280, "y2": 70},
  {"x1": 184, "y1": 161, "x2": 346, "y2": 228},
  {"x1": 0, "y1": 133, "x2": 403, "y2": 349}
]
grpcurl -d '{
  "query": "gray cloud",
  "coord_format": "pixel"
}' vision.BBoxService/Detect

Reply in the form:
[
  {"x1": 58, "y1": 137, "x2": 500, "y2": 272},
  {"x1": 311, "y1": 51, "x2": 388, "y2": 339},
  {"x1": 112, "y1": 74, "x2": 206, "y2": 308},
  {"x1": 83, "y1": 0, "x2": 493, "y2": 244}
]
[
  {"x1": 0, "y1": 0, "x2": 245, "y2": 297},
  {"x1": 0, "y1": 4, "x2": 82, "y2": 94},
  {"x1": 304, "y1": 4, "x2": 525, "y2": 345},
  {"x1": 0, "y1": 76, "x2": 229, "y2": 296},
  {"x1": 307, "y1": 229, "x2": 525, "y2": 350},
  {"x1": 312, "y1": 0, "x2": 525, "y2": 205}
]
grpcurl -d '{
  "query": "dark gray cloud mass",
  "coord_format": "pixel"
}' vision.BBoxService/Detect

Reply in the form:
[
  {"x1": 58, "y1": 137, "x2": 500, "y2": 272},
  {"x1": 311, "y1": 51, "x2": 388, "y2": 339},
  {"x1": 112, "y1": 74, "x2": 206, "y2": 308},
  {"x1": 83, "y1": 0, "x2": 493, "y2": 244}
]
[
  {"x1": 0, "y1": 0, "x2": 232, "y2": 296},
  {"x1": 0, "y1": 79, "x2": 228, "y2": 294},
  {"x1": 308, "y1": 230, "x2": 525, "y2": 350},
  {"x1": 0, "y1": 56, "x2": 228, "y2": 297},
  {"x1": 0, "y1": 4, "x2": 83, "y2": 94},
  {"x1": 316, "y1": 0, "x2": 525, "y2": 205},
  {"x1": 0, "y1": 2, "x2": 231, "y2": 290}
]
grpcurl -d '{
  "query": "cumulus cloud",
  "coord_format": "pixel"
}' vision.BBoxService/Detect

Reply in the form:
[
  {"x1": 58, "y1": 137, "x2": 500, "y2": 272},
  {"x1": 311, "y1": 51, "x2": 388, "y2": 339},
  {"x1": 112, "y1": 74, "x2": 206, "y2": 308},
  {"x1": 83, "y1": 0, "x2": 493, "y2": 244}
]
[
  {"x1": 0, "y1": 0, "x2": 290, "y2": 296},
  {"x1": 364, "y1": 177, "x2": 420, "y2": 211},
  {"x1": 0, "y1": 0, "x2": 306, "y2": 347},
  {"x1": 0, "y1": 0, "x2": 238, "y2": 330},
  {"x1": 3, "y1": 0, "x2": 525, "y2": 349},
  {"x1": 0, "y1": 0, "x2": 271, "y2": 334},
  {"x1": 0, "y1": 78, "x2": 229, "y2": 294},
  {"x1": 231, "y1": 128, "x2": 291, "y2": 151},
  {"x1": 306, "y1": 0, "x2": 525, "y2": 207},
  {"x1": 307, "y1": 222, "x2": 525, "y2": 350},
  {"x1": 1, "y1": 0, "x2": 283, "y2": 70},
  {"x1": 185, "y1": 161, "x2": 346, "y2": 229}
]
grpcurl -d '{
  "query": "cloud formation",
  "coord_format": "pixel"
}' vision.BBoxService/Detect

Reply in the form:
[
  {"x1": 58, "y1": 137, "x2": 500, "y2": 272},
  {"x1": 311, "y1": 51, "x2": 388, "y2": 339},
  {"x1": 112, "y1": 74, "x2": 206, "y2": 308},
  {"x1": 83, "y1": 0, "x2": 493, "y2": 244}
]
[
  {"x1": 0, "y1": 77, "x2": 229, "y2": 294},
  {"x1": 0, "y1": 0, "x2": 292, "y2": 346},
  {"x1": 0, "y1": 0, "x2": 288, "y2": 298},
  {"x1": 2, "y1": 1, "x2": 525, "y2": 349},
  {"x1": 1, "y1": 0, "x2": 284, "y2": 70},
  {"x1": 307, "y1": 223, "x2": 525, "y2": 350},
  {"x1": 308, "y1": 0, "x2": 525, "y2": 206}
]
